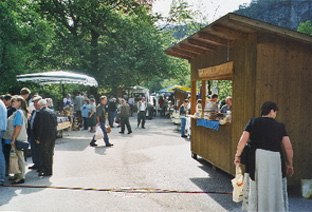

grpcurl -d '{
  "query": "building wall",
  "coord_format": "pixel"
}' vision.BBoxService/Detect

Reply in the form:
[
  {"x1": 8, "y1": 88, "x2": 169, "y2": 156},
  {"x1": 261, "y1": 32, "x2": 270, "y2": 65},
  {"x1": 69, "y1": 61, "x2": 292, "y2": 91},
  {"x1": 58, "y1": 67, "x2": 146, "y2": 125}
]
[
  {"x1": 255, "y1": 35, "x2": 312, "y2": 185},
  {"x1": 230, "y1": 35, "x2": 258, "y2": 174}
]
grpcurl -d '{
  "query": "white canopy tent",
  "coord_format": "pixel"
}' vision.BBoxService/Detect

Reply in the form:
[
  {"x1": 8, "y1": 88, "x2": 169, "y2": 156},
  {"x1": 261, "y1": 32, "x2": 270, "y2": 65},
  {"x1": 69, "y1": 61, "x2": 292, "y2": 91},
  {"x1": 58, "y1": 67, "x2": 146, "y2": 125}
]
[{"x1": 16, "y1": 71, "x2": 98, "y2": 87}]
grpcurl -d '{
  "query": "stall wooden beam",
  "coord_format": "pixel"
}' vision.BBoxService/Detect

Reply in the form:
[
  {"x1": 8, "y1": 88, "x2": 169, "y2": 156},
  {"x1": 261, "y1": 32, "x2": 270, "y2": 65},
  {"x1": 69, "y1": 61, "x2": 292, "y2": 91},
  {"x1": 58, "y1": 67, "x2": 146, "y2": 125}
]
[
  {"x1": 165, "y1": 50, "x2": 192, "y2": 60},
  {"x1": 170, "y1": 48, "x2": 198, "y2": 58},
  {"x1": 191, "y1": 80, "x2": 197, "y2": 114},
  {"x1": 198, "y1": 61, "x2": 234, "y2": 80},
  {"x1": 197, "y1": 32, "x2": 229, "y2": 46},
  {"x1": 183, "y1": 41, "x2": 215, "y2": 52},
  {"x1": 201, "y1": 80, "x2": 207, "y2": 114},
  {"x1": 210, "y1": 25, "x2": 248, "y2": 40},
  {"x1": 188, "y1": 39, "x2": 217, "y2": 52},
  {"x1": 179, "y1": 43, "x2": 208, "y2": 55}
]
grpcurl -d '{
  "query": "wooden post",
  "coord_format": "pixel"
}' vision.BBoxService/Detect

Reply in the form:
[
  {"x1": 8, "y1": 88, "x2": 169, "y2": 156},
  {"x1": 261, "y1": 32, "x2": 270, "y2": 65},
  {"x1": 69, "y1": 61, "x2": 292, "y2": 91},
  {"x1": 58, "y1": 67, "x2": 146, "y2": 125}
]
[
  {"x1": 191, "y1": 80, "x2": 197, "y2": 114},
  {"x1": 201, "y1": 80, "x2": 207, "y2": 115}
]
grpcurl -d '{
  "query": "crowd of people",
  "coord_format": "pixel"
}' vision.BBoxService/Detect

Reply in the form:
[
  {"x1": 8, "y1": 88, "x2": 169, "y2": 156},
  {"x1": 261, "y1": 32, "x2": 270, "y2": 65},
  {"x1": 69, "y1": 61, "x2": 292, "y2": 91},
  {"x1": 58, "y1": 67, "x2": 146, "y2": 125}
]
[
  {"x1": 0, "y1": 89, "x2": 160, "y2": 186},
  {"x1": 0, "y1": 88, "x2": 57, "y2": 185},
  {"x1": 0, "y1": 86, "x2": 296, "y2": 212},
  {"x1": 0, "y1": 87, "x2": 233, "y2": 186}
]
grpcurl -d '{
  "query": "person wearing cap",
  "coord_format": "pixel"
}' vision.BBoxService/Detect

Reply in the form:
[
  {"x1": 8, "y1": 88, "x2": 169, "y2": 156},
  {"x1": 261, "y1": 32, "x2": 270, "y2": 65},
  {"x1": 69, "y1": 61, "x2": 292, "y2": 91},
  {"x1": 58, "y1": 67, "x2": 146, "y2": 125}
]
[
  {"x1": 28, "y1": 95, "x2": 42, "y2": 170},
  {"x1": 33, "y1": 99, "x2": 57, "y2": 176},
  {"x1": 90, "y1": 96, "x2": 113, "y2": 147}
]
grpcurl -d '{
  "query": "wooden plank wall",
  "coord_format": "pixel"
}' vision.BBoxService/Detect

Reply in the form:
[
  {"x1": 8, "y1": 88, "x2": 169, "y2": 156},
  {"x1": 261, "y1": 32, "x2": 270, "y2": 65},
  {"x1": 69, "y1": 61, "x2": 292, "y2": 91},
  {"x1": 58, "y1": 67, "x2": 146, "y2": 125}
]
[
  {"x1": 255, "y1": 36, "x2": 312, "y2": 185},
  {"x1": 191, "y1": 120, "x2": 232, "y2": 172},
  {"x1": 230, "y1": 35, "x2": 258, "y2": 174}
]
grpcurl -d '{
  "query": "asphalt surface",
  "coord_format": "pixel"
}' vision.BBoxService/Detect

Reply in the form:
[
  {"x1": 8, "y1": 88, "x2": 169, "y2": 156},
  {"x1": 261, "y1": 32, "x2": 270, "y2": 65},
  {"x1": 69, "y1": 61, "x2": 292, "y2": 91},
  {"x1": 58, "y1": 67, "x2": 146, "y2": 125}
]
[{"x1": 0, "y1": 116, "x2": 311, "y2": 211}]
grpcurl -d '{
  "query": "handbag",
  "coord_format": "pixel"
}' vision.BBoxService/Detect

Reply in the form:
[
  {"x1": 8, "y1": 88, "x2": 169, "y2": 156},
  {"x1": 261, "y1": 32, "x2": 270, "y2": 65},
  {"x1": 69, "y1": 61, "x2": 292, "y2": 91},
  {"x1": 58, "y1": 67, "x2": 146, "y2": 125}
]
[
  {"x1": 240, "y1": 143, "x2": 251, "y2": 165},
  {"x1": 9, "y1": 148, "x2": 20, "y2": 174},
  {"x1": 105, "y1": 125, "x2": 111, "y2": 133},
  {"x1": 240, "y1": 118, "x2": 255, "y2": 165},
  {"x1": 15, "y1": 140, "x2": 30, "y2": 151},
  {"x1": 231, "y1": 165, "x2": 244, "y2": 203}
]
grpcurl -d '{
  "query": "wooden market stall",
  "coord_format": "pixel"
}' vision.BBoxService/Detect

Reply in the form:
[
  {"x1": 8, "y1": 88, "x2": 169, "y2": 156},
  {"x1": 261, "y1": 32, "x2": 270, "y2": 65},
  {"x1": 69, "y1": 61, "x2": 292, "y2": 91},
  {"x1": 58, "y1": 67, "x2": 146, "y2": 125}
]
[{"x1": 166, "y1": 13, "x2": 312, "y2": 186}]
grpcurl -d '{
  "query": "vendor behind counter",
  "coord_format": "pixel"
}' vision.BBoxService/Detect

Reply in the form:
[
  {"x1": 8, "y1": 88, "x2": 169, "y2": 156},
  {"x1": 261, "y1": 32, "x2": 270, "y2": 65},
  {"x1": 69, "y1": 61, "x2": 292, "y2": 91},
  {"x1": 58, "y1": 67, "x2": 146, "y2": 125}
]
[
  {"x1": 220, "y1": 96, "x2": 232, "y2": 114},
  {"x1": 204, "y1": 94, "x2": 218, "y2": 113}
]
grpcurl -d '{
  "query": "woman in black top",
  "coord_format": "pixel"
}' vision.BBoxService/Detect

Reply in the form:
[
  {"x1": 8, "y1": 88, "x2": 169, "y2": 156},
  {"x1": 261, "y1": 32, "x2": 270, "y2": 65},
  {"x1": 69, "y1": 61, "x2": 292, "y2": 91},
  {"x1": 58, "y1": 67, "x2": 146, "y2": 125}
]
[{"x1": 234, "y1": 101, "x2": 294, "y2": 212}]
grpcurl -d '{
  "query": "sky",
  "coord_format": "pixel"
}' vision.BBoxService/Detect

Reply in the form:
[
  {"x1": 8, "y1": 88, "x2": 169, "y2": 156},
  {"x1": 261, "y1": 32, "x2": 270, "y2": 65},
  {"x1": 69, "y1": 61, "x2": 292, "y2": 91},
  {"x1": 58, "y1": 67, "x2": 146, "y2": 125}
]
[{"x1": 152, "y1": 0, "x2": 252, "y2": 23}]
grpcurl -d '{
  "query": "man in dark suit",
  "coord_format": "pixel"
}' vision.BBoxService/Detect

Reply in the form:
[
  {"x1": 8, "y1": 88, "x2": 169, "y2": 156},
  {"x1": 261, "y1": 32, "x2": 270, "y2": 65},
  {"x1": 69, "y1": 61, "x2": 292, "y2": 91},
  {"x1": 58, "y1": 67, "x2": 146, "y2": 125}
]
[
  {"x1": 33, "y1": 99, "x2": 57, "y2": 176},
  {"x1": 28, "y1": 95, "x2": 42, "y2": 170}
]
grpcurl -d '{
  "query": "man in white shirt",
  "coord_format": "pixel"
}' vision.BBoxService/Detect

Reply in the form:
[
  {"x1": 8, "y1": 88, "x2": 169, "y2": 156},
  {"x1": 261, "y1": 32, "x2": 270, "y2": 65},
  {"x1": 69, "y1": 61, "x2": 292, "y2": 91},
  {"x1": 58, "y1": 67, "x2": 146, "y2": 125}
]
[
  {"x1": 137, "y1": 97, "x2": 146, "y2": 129},
  {"x1": 128, "y1": 95, "x2": 135, "y2": 116},
  {"x1": 205, "y1": 94, "x2": 218, "y2": 112}
]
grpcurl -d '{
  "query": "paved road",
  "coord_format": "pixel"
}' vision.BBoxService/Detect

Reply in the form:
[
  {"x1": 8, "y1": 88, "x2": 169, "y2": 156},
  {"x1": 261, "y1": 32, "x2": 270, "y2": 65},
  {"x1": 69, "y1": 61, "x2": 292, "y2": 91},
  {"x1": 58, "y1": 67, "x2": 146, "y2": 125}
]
[{"x1": 0, "y1": 117, "x2": 311, "y2": 211}]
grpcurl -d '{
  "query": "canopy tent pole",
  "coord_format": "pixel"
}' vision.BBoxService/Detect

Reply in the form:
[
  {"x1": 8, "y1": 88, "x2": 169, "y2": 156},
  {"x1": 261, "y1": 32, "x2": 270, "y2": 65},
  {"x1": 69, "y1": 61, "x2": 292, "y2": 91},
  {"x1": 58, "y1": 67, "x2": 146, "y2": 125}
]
[{"x1": 61, "y1": 82, "x2": 65, "y2": 97}]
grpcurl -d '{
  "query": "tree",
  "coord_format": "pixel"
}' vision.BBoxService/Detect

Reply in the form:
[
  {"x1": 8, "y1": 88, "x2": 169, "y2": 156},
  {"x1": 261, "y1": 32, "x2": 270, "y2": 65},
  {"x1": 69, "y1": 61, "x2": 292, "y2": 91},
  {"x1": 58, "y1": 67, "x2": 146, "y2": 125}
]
[
  {"x1": 298, "y1": 21, "x2": 312, "y2": 35},
  {"x1": 0, "y1": 0, "x2": 53, "y2": 93},
  {"x1": 34, "y1": 0, "x2": 181, "y2": 94}
]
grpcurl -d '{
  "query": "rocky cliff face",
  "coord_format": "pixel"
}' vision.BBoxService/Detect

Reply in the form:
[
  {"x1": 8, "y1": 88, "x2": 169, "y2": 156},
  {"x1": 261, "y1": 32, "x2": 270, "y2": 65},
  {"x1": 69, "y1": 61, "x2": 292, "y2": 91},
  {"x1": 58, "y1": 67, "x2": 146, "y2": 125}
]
[{"x1": 235, "y1": 0, "x2": 312, "y2": 30}]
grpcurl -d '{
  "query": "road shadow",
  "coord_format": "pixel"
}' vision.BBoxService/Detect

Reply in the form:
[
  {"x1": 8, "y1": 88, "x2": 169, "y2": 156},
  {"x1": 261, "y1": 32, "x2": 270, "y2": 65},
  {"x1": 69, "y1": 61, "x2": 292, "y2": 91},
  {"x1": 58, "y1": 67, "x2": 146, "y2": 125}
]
[
  {"x1": 0, "y1": 164, "x2": 52, "y2": 207},
  {"x1": 56, "y1": 136, "x2": 91, "y2": 151},
  {"x1": 190, "y1": 158, "x2": 241, "y2": 211},
  {"x1": 0, "y1": 186, "x2": 18, "y2": 206},
  {"x1": 94, "y1": 145, "x2": 108, "y2": 155}
]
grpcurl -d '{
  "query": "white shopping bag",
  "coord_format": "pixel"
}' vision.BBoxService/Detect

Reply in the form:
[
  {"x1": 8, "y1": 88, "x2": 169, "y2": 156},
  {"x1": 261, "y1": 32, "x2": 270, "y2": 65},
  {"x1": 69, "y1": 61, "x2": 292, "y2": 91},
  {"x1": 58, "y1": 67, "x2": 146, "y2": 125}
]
[
  {"x1": 231, "y1": 165, "x2": 244, "y2": 203},
  {"x1": 94, "y1": 125, "x2": 104, "y2": 140},
  {"x1": 301, "y1": 179, "x2": 312, "y2": 199},
  {"x1": 9, "y1": 148, "x2": 20, "y2": 174}
]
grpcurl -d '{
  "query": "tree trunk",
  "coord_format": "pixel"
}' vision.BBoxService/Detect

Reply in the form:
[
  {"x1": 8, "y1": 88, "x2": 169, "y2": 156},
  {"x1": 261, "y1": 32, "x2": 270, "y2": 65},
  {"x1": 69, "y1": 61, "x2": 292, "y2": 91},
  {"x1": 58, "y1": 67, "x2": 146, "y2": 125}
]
[{"x1": 90, "y1": 30, "x2": 99, "y2": 74}]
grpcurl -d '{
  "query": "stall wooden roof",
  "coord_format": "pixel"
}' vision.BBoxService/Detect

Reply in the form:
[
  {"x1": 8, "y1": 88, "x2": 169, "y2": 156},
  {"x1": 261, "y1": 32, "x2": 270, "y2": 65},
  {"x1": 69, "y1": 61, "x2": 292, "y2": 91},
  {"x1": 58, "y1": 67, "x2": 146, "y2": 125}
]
[{"x1": 165, "y1": 13, "x2": 312, "y2": 61}]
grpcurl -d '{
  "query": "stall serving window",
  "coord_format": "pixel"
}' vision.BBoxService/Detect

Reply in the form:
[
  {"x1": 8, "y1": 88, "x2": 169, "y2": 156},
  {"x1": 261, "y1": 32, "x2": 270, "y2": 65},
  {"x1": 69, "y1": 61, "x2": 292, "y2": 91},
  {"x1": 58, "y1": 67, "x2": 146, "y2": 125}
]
[{"x1": 190, "y1": 61, "x2": 233, "y2": 129}]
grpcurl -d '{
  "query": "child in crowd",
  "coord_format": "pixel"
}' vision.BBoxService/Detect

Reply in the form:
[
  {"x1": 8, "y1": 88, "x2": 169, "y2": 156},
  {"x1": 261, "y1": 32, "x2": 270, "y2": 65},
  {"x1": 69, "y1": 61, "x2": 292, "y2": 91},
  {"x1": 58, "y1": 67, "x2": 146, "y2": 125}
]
[{"x1": 81, "y1": 99, "x2": 90, "y2": 130}]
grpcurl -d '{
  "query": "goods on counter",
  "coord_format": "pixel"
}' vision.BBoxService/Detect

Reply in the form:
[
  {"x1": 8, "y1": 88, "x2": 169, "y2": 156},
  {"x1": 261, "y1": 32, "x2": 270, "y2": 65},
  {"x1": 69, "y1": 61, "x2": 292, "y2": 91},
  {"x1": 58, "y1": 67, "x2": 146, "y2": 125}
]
[{"x1": 57, "y1": 116, "x2": 69, "y2": 123}]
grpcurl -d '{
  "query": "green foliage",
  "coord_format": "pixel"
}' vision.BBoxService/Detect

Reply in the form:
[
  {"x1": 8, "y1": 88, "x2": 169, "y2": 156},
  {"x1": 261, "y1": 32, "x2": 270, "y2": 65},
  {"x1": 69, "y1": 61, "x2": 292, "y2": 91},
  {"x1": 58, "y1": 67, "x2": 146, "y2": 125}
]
[
  {"x1": 0, "y1": 0, "x2": 193, "y2": 96},
  {"x1": 216, "y1": 80, "x2": 232, "y2": 100},
  {"x1": 33, "y1": 0, "x2": 184, "y2": 94},
  {"x1": 145, "y1": 0, "x2": 205, "y2": 92},
  {"x1": 298, "y1": 21, "x2": 312, "y2": 35},
  {"x1": 168, "y1": 0, "x2": 195, "y2": 25},
  {"x1": 0, "y1": 1, "x2": 54, "y2": 93}
]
